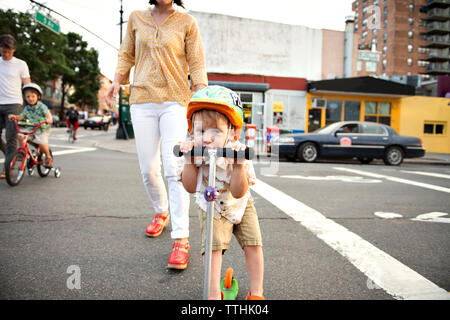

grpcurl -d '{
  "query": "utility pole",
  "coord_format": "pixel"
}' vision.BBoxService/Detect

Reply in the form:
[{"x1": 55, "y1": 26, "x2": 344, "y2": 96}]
[{"x1": 116, "y1": 0, "x2": 129, "y2": 140}]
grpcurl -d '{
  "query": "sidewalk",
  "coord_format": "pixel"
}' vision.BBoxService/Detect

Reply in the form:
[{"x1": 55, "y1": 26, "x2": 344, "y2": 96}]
[
  {"x1": 95, "y1": 134, "x2": 450, "y2": 166},
  {"x1": 404, "y1": 152, "x2": 450, "y2": 165}
]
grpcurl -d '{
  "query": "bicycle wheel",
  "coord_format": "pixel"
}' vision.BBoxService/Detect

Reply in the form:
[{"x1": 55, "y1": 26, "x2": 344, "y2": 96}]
[
  {"x1": 37, "y1": 149, "x2": 52, "y2": 177},
  {"x1": 5, "y1": 150, "x2": 27, "y2": 187},
  {"x1": 68, "y1": 126, "x2": 74, "y2": 143}
]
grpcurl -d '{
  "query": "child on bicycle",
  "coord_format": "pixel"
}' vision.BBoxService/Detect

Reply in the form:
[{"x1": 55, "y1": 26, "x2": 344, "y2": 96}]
[
  {"x1": 178, "y1": 85, "x2": 264, "y2": 300},
  {"x1": 8, "y1": 83, "x2": 53, "y2": 167}
]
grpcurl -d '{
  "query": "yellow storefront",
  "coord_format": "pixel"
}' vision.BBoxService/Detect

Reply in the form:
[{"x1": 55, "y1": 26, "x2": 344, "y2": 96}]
[
  {"x1": 397, "y1": 96, "x2": 450, "y2": 154},
  {"x1": 306, "y1": 77, "x2": 450, "y2": 154}
]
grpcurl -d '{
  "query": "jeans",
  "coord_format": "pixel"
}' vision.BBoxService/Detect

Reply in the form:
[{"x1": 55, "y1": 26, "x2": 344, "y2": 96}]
[
  {"x1": 131, "y1": 102, "x2": 190, "y2": 239},
  {"x1": 0, "y1": 104, "x2": 22, "y2": 170}
]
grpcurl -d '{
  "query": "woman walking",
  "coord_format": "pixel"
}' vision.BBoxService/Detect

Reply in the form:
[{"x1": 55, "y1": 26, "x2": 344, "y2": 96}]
[{"x1": 105, "y1": 0, "x2": 207, "y2": 269}]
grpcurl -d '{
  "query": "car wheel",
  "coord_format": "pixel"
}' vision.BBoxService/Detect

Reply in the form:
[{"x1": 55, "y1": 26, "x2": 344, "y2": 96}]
[
  {"x1": 384, "y1": 146, "x2": 404, "y2": 166},
  {"x1": 298, "y1": 142, "x2": 318, "y2": 162},
  {"x1": 358, "y1": 157, "x2": 373, "y2": 164}
]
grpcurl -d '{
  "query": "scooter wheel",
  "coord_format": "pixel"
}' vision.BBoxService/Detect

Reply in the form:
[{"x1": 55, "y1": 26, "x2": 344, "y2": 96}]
[
  {"x1": 224, "y1": 268, "x2": 234, "y2": 289},
  {"x1": 54, "y1": 168, "x2": 61, "y2": 178}
]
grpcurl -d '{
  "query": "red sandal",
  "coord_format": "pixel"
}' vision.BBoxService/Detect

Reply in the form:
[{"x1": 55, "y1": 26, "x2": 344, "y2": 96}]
[
  {"x1": 145, "y1": 213, "x2": 170, "y2": 237},
  {"x1": 167, "y1": 241, "x2": 190, "y2": 270},
  {"x1": 245, "y1": 291, "x2": 265, "y2": 300}
]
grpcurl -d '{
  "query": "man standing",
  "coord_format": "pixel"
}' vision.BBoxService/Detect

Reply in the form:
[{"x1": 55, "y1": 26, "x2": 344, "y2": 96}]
[{"x1": 0, "y1": 34, "x2": 31, "y2": 178}]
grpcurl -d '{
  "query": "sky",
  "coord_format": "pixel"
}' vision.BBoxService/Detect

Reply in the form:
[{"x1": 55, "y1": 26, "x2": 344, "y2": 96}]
[{"x1": 1, "y1": 0, "x2": 355, "y2": 80}]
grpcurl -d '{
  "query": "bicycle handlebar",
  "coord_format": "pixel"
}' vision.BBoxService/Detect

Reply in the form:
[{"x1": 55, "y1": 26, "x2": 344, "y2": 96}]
[
  {"x1": 11, "y1": 119, "x2": 47, "y2": 135},
  {"x1": 173, "y1": 145, "x2": 254, "y2": 160}
]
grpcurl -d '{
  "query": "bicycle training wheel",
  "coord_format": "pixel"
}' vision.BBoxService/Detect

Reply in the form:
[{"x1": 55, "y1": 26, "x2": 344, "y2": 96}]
[
  {"x1": 5, "y1": 150, "x2": 27, "y2": 187},
  {"x1": 37, "y1": 150, "x2": 52, "y2": 177}
]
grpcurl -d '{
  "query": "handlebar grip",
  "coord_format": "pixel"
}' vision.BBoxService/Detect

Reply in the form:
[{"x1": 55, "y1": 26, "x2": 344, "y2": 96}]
[{"x1": 173, "y1": 145, "x2": 254, "y2": 160}]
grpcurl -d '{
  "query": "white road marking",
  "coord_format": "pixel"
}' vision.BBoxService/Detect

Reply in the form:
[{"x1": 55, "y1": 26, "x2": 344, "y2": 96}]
[
  {"x1": 374, "y1": 212, "x2": 403, "y2": 219},
  {"x1": 251, "y1": 178, "x2": 449, "y2": 300},
  {"x1": 400, "y1": 170, "x2": 450, "y2": 180},
  {"x1": 0, "y1": 146, "x2": 97, "y2": 164},
  {"x1": 334, "y1": 167, "x2": 450, "y2": 194},
  {"x1": 412, "y1": 212, "x2": 450, "y2": 224},
  {"x1": 51, "y1": 147, "x2": 97, "y2": 156},
  {"x1": 263, "y1": 174, "x2": 381, "y2": 183}
]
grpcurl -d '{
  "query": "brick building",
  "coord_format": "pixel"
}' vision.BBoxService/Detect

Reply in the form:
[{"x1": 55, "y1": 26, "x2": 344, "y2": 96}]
[{"x1": 352, "y1": 0, "x2": 432, "y2": 76}]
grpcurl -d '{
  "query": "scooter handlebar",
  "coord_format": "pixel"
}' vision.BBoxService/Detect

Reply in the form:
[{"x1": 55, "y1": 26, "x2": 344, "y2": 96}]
[{"x1": 173, "y1": 145, "x2": 254, "y2": 160}]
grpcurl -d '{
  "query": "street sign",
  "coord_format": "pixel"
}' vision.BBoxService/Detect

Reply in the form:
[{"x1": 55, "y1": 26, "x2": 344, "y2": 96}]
[{"x1": 35, "y1": 11, "x2": 60, "y2": 34}]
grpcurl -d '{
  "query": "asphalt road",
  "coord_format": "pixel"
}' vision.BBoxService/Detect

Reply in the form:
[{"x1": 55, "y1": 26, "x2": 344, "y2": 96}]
[{"x1": 0, "y1": 127, "x2": 449, "y2": 300}]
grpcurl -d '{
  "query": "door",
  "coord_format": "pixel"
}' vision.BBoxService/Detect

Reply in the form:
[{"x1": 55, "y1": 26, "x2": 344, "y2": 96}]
[
  {"x1": 356, "y1": 122, "x2": 389, "y2": 158},
  {"x1": 308, "y1": 109, "x2": 322, "y2": 132},
  {"x1": 324, "y1": 122, "x2": 361, "y2": 157}
]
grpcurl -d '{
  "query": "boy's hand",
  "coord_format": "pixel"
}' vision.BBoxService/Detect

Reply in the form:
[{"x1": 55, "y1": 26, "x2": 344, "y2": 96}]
[
  {"x1": 178, "y1": 140, "x2": 194, "y2": 153},
  {"x1": 227, "y1": 140, "x2": 247, "y2": 165},
  {"x1": 178, "y1": 140, "x2": 202, "y2": 165},
  {"x1": 8, "y1": 114, "x2": 17, "y2": 120}
]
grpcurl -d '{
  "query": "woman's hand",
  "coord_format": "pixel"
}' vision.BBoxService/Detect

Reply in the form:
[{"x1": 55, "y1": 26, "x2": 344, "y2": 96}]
[{"x1": 104, "y1": 82, "x2": 120, "y2": 108}]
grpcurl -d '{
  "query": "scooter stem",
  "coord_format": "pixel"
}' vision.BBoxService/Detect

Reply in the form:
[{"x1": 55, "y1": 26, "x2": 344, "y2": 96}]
[{"x1": 203, "y1": 148, "x2": 217, "y2": 300}]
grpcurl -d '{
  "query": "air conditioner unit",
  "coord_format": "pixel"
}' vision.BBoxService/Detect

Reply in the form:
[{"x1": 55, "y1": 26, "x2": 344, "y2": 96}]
[{"x1": 312, "y1": 98, "x2": 327, "y2": 108}]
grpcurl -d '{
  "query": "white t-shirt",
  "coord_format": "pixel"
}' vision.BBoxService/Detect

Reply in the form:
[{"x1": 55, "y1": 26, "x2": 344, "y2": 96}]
[{"x1": 0, "y1": 57, "x2": 30, "y2": 105}]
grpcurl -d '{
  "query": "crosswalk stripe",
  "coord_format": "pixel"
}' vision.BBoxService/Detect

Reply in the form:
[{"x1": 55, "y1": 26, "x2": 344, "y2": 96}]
[
  {"x1": 251, "y1": 178, "x2": 449, "y2": 300},
  {"x1": 0, "y1": 147, "x2": 97, "y2": 164},
  {"x1": 400, "y1": 170, "x2": 450, "y2": 180},
  {"x1": 334, "y1": 167, "x2": 450, "y2": 194}
]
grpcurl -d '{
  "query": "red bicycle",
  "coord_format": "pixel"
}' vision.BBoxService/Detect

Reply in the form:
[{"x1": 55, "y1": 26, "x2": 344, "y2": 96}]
[{"x1": 5, "y1": 119, "x2": 61, "y2": 187}]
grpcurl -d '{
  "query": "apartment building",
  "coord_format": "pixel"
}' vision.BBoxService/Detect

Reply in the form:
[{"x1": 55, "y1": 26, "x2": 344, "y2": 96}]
[
  {"x1": 352, "y1": 0, "x2": 432, "y2": 76},
  {"x1": 422, "y1": 0, "x2": 450, "y2": 75}
]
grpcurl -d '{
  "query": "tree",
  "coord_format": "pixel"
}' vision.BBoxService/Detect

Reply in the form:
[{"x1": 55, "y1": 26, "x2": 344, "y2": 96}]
[
  {"x1": 64, "y1": 32, "x2": 101, "y2": 115},
  {"x1": 0, "y1": 9, "x2": 72, "y2": 86},
  {"x1": 0, "y1": 9, "x2": 101, "y2": 118}
]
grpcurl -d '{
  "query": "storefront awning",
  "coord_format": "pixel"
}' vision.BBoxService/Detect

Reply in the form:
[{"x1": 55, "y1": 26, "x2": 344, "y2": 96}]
[{"x1": 307, "y1": 77, "x2": 415, "y2": 97}]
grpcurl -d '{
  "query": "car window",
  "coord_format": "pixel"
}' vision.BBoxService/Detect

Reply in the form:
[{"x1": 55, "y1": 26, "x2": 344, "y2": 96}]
[
  {"x1": 339, "y1": 123, "x2": 359, "y2": 134},
  {"x1": 360, "y1": 123, "x2": 387, "y2": 135}
]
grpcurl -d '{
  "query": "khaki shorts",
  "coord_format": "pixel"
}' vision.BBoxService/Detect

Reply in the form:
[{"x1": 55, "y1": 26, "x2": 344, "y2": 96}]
[
  {"x1": 198, "y1": 196, "x2": 262, "y2": 254},
  {"x1": 30, "y1": 131, "x2": 50, "y2": 145}
]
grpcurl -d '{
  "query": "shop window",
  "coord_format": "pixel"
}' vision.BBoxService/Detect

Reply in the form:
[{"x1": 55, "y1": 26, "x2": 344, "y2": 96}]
[
  {"x1": 364, "y1": 101, "x2": 391, "y2": 125},
  {"x1": 365, "y1": 101, "x2": 377, "y2": 114},
  {"x1": 424, "y1": 122, "x2": 446, "y2": 135},
  {"x1": 240, "y1": 93, "x2": 253, "y2": 103},
  {"x1": 379, "y1": 102, "x2": 390, "y2": 115},
  {"x1": 344, "y1": 101, "x2": 361, "y2": 121},
  {"x1": 326, "y1": 100, "x2": 342, "y2": 125}
]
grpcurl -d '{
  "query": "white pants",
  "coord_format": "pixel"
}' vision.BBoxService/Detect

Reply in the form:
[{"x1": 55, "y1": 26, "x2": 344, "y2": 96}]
[{"x1": 131, "y1": 102, "x2": 190, "y2": 239}]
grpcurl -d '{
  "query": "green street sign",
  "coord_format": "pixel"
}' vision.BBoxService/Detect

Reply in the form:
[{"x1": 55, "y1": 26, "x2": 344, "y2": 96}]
[{"x1": 35, "y1": 11, "x2": 60, "y2": 34}]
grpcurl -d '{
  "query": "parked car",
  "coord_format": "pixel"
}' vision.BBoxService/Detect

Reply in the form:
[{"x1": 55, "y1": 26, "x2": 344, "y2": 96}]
[
  {"x1": 78, "y1": 111, "x2": 88, "y2": 126},
  {"x1": 84, "y1": 116, "x2": 108, "y2": 131},
  {"x1": 272, "y1": 121, "x2": 425, "y2": 165}
]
